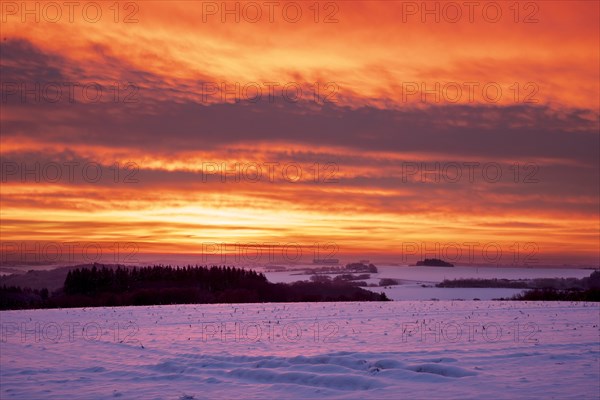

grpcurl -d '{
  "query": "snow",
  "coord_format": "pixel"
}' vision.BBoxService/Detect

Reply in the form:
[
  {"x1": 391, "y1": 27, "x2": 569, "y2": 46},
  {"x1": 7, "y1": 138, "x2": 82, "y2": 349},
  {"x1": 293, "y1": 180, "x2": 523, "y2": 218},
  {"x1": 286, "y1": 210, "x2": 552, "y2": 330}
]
[{"x1": 1, "y1": 301, "x2": 598, "y2": 399}]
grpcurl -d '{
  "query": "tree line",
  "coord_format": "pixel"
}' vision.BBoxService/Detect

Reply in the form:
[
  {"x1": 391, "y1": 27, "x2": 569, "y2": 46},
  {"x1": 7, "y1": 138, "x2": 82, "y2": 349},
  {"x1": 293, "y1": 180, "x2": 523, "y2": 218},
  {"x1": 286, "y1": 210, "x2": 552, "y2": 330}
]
[{"x1": 1, "y1": 264, "x2": 389, "y2": 309}]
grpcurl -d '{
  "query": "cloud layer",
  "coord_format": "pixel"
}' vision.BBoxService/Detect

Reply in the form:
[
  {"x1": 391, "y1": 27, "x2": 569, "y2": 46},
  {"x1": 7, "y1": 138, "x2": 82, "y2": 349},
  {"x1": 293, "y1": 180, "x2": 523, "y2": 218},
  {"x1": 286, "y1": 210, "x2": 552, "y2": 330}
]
[{"x1": 1, "y1": 1, "x2": 599, "y2": 265}]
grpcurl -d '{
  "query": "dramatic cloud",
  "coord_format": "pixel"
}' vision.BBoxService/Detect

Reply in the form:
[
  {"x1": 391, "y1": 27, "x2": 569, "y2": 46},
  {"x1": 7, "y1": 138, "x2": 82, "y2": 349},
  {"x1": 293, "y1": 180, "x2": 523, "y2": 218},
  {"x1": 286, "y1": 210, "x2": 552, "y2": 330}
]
[{"x1": 1, "y1": 1, "x2": 598, "y2": 265}]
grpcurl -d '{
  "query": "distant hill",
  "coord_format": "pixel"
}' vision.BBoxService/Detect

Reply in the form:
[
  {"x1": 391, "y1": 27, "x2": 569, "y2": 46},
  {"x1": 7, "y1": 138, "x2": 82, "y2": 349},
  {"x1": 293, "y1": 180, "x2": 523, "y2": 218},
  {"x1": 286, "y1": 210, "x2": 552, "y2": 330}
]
[
  {"x1": 416, "y1": 258, "x2": 454, "y2": 267},
  {"x1": 0, "y1": 263, "x2": 130, "y2": 291}
]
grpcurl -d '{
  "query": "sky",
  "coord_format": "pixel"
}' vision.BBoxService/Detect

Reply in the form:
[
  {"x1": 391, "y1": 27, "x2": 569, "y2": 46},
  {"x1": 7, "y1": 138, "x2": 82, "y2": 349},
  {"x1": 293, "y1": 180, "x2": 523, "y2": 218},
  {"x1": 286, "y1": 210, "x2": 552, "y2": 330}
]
[{"x1": 0, "y1": 1, "x2": 599, "y2": 266}]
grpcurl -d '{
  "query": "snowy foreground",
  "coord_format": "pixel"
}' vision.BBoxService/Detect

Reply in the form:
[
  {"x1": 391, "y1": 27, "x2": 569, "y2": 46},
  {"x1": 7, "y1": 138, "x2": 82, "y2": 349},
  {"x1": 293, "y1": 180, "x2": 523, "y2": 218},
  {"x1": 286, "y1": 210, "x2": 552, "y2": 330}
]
[{"x1": 1, "y1": 301, "x2": 599, "y2": 400}]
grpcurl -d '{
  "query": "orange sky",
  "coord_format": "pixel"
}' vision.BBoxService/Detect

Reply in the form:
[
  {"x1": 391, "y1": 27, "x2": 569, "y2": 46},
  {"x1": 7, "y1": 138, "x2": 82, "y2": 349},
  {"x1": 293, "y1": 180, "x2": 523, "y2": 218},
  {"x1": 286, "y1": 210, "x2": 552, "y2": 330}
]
[{"x1": 1, "y1": 1, "x2": 599, "y2": 266}]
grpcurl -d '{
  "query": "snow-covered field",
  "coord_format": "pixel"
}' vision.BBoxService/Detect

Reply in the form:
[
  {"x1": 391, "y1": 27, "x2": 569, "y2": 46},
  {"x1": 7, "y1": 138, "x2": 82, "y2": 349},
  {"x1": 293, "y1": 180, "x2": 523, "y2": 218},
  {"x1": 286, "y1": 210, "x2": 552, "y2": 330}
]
[
  {"x1": 1, "y1": 301, "x2": 598, "y2": 399},
  {"x1": 265, "y1": 266, "x2": 595, "y2": 300}
]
